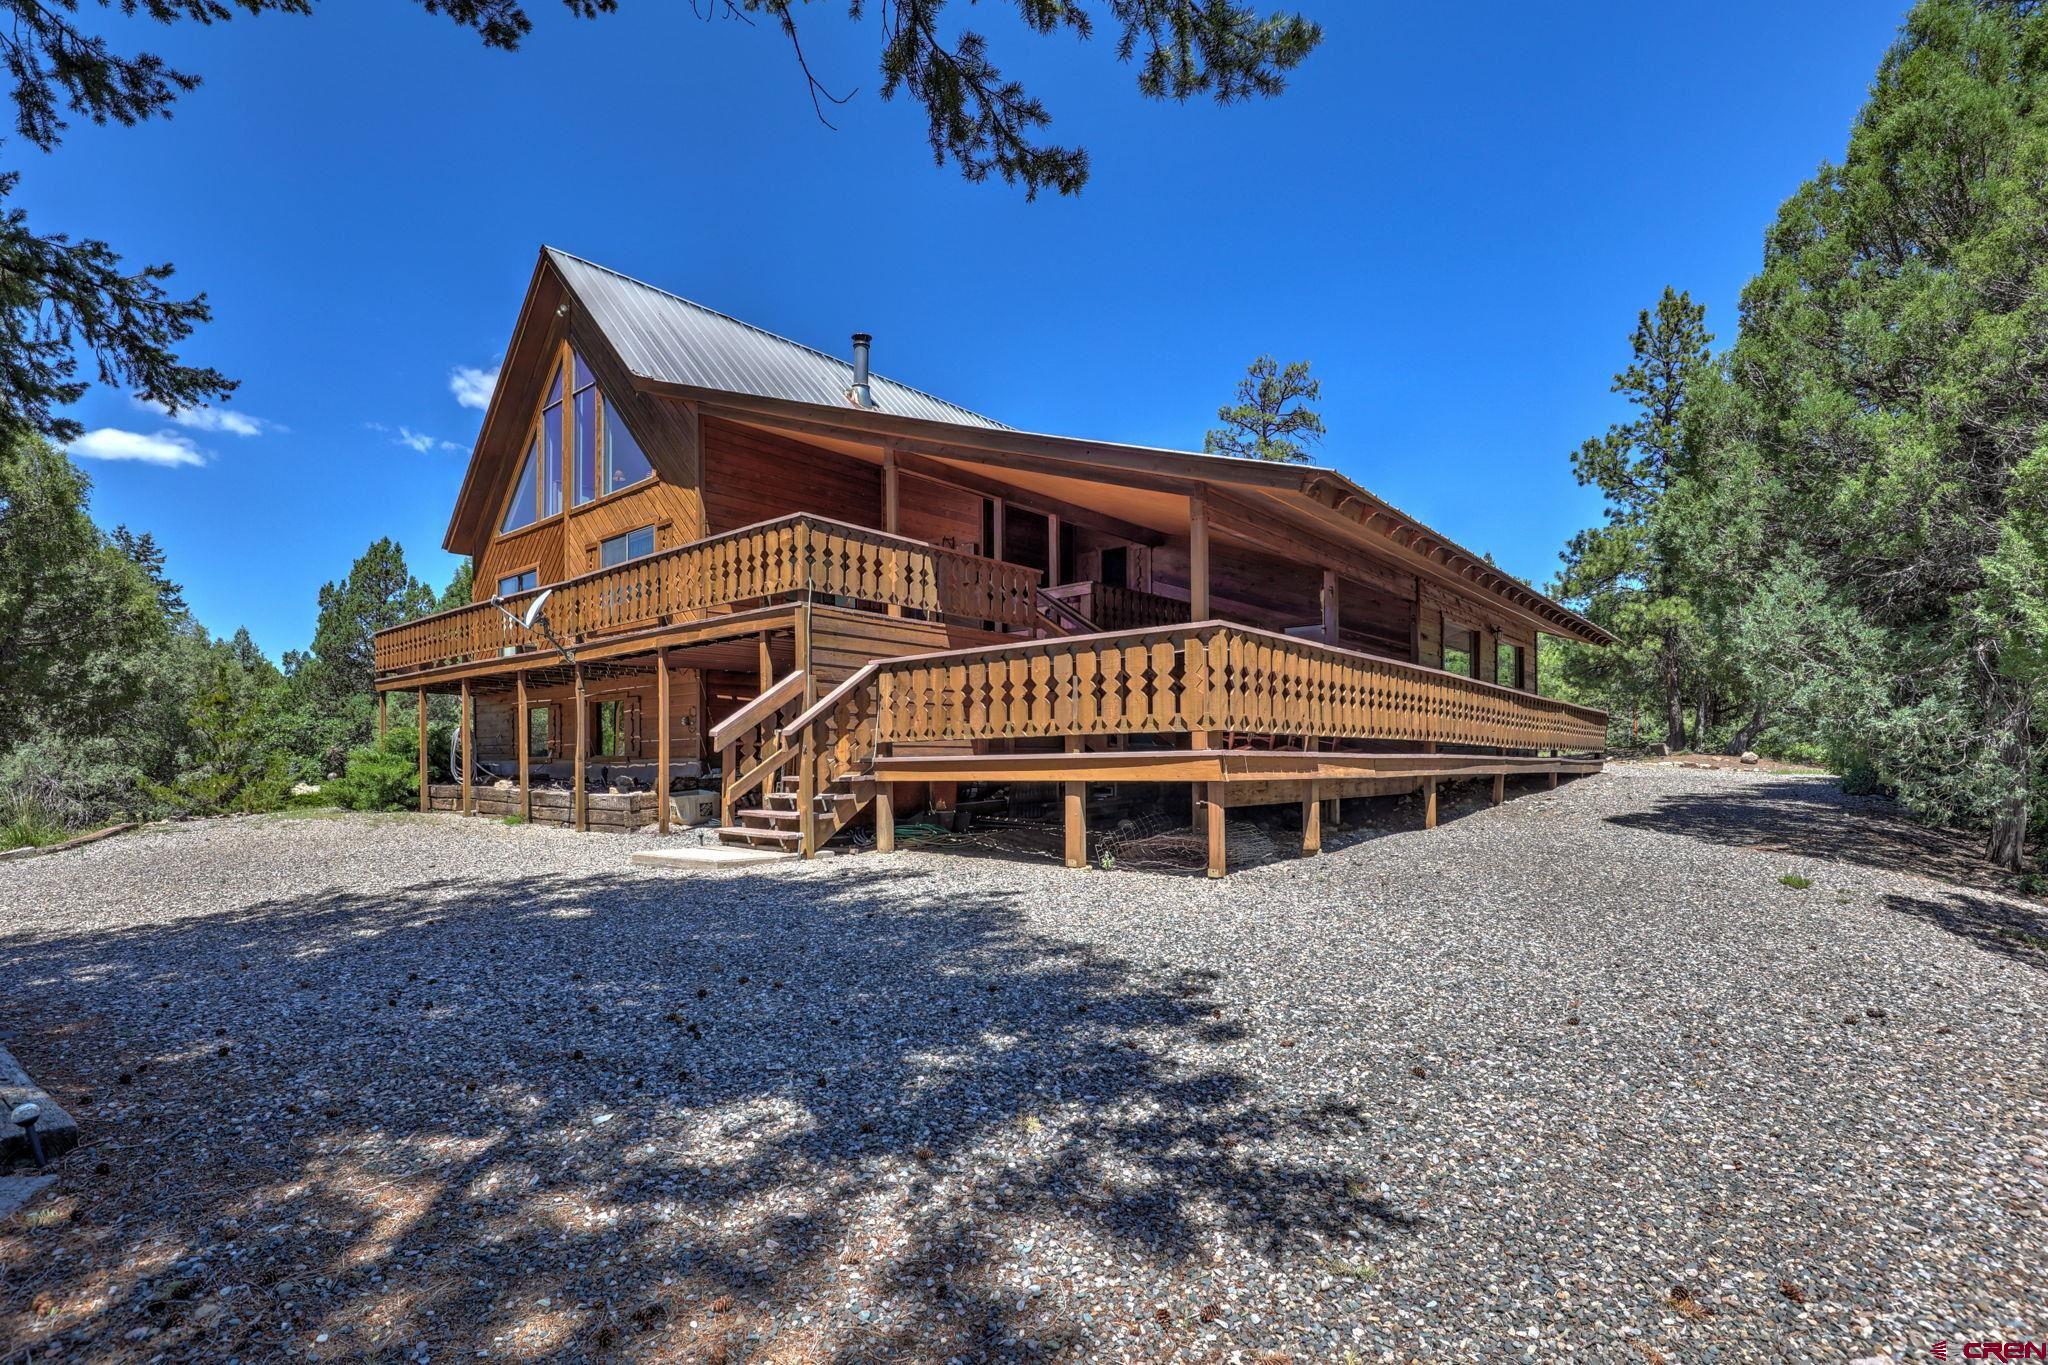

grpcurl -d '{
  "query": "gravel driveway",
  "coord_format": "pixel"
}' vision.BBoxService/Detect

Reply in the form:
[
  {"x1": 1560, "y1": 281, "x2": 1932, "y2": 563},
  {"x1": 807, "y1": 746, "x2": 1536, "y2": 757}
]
[{"x1": 1, "y1": 763, "x2": 2042, "y2": 1362}]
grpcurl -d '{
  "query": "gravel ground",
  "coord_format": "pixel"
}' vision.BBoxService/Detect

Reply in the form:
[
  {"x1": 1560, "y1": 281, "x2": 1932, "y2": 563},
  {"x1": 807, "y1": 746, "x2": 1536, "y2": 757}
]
[{"x1": 0, "y1": 762, "x2": 2042, "y2": 1363}]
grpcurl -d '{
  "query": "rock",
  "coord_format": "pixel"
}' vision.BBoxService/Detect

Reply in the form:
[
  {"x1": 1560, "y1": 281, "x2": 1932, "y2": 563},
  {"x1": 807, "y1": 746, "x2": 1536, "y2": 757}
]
[
  {"x1": 493, "y1": 778, "x2": 515, "y2": 790},
  {"x1": 290, "y1": 782, "x2": 322, "y2": 796},
  {"x1": 1650, "y1": 743, "x2": 1671, "y2": 756},
  {"x1": 1740, "y1": 751, "x2": 1760, "y2": 765}
]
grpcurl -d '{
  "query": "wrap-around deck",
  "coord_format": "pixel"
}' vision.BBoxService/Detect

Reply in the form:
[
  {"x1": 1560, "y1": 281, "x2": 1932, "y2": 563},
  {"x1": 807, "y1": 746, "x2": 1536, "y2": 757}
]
[{"x1": 375, "y1": 514, "x2": 1607, "y2": 874}]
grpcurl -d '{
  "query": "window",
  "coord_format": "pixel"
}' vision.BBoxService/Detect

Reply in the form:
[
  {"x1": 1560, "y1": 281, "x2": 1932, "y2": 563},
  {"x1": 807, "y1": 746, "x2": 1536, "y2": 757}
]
[
  {"x1": 566, "y1": 352, "x2": 654, "y2": 507},
  {"x1": 542, "y1": 365, "x2": 565, "y2": 518},
  {"x1": 590, "y1": 697, "x2": 643, "y2": 758},
  {"x1": 1099, "y1": 546, "x2": 1128, "y2": 590},
  {"x1": 602, "y1": 396, "x2": 653, "y2": 493},
  {"x1": 500, "y1": 438, "x2": 542, "y2": 533},
  {"x1": 1443, "y1": 621, "x2": 1479, "y2": 678},
  {"x1": 599, "y1": 525, "x2": 657, "y2": 568},
  {"x1": 1496, "y1": 641, "x2": 1524, "y2": 690},
  {"x1": 497, "y1": 569, "x2": 537, "y2": 597},
  {"x1": 527, "y1": 705, "x2": 551, "y2": 759}
]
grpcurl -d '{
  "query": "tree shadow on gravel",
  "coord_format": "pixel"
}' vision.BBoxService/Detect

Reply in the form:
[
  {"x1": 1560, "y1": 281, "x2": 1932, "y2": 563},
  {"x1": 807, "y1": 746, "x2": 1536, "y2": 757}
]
[
  {"x1": 1877, "y1": 888, "x2": 2048, "y2": 972},
  {"x1": 0, "y1": 861, "x2": 1417, "y2": 1361},
  {"x1": 1607, "y1": 776, "x2": 2039, "y2": 903}
]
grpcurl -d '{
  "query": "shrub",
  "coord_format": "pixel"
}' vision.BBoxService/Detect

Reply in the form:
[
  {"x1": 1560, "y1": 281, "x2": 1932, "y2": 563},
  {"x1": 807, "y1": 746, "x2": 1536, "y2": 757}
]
[
  {"x1": 329, "y1": 721, "x2": 453, "y2": 811},
  {"x1": 0, "y1": 785, "x2": 70, "y2": 851}
]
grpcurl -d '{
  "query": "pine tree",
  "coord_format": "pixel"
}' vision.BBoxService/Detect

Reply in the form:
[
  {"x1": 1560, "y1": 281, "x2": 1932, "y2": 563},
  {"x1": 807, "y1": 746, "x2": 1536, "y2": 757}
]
[
  {"x1": 1203, "y1": 356, "x2": 1327, "y2": 464},
  {"x1": 1556, "y1": 288, "x2": 1714, "y2": 750},
  {"x1": 1723, "y1": 0, "x2": 2048, "y2": 867}
]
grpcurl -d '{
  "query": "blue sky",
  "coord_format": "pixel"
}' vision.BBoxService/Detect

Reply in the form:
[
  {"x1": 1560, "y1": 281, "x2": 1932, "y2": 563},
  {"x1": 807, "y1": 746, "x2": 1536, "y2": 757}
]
[{"x1": 31, "y1": 1, "x2": 1906, "y2": 659}]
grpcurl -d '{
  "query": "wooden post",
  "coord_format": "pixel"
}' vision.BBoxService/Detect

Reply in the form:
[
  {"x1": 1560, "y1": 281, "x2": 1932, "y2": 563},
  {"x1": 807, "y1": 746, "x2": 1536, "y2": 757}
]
[
  {"x1": 758, "y1": 631, "x2": 775, "y2": 689},
  {"x1": 1189, "y1": 491, "x2": 1211, "y2": 621},
  {"x1": 1302, "y1": 737, "x2": 1321, "y2": 857},
  {"x1": 796, "y1": 603, "x2": 816, "y2": 708},
  {"x1": 1062, "y1": 735, "x2": 1086, "y2": 869},
  {"x1": 416, "y1": 690, "x2": 428, "y2": 814},
  {"x1": 376, "y1": 691, "x2": 388, "y2": 740},
  {"x1": 656, "y1": 646, "x2": 672, "y2": 834},
  {"x1": 1548, "y1": 770, "x2": 1559, "y2": 789},
  {"x1": 1047, "y1": 513, "x2": 1062, "y2": 588},
  {"x1": 459, "y1": 680, "x2": 474, "y2": 816},
  {"x1": 573, "y1": 664, "x2": 588, "y2": 833},
  {"x1": 1203, "y1": 781, "x2": 1226, "y2": 878},
  {"x1": 882, "y1": 446, "x2": 902, "y2": 617},
  {"x1": 991, "y1": 496, "x2": 1005, "y2": 561},
  {"x1": 874, "y1": 781, "x2": 896, "y2": 853},
  {"x1": 1423, "y1": 778, "x2": 1439, "y2": 830},
  {"x1": 796, "y1": 729, "x2": 818, "y2": 858},
  {"x1": 1189, "y1": 728, "x2": 1212, "y2": 832},
  {"x1": 1492, "y1": 772, "x2": 1506, "y2": 806},
  {"x1": 516, "y1": 670, "x2": 531, "y2": 825},
  {"x1": 1321, "y1": 568, "x2": 1339, "y2": 645}
]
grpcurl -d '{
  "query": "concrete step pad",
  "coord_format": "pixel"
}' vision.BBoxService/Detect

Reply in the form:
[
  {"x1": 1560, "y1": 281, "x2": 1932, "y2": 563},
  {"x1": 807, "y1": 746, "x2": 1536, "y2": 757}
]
[{"x1": 630, "y1": 845, "x2": 797, "y2": 869}]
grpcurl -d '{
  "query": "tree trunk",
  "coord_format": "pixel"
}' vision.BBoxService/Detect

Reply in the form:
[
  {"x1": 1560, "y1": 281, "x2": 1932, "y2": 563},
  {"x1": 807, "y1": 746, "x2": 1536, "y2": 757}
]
[
  {"x1": 1693, "y1": 679, "x2": 1712, "y2": 750},
  {"x1": 1725, "y1": 700, "x2": 1768, "y2": 756},
  {"x1": 1984, "y1": 690, "x2": 2032, "y2": 871},
  {"x1": 1661, "y1": 629, "x2": 1686, "y2": 752}
]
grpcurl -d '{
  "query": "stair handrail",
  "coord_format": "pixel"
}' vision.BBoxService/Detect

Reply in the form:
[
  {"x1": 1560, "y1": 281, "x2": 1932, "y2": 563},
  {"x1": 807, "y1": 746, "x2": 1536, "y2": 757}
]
[
  {"x1": 710, "y1": 670, "x2": 806, "y2": 753},
  {"x1": 1033, "y1": 586, "x2": 1099, "y2": 636}
]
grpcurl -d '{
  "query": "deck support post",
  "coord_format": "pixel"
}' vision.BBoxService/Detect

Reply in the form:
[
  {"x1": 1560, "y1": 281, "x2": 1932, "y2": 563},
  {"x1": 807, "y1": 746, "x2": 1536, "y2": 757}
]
[
  {"x1": 1423, "y1": 778, "x2": 1438, "y2": 830},
  {"x1": 758, "y1": 632, "x2": 774, "y2": 689},
  {"x1": 416, "y1": 690, "x2": 428, "y2": 814},
  {"x1": 1321, "y1": 568, "x2": 1339, "y2": 645},
  {"x1": 882, "y1": 446, "x2": 903, "y2": 617},
  {"x1": 1548, "y1": 770, "x2": 1559, "y2": 789},
  {"x1": 516, "y1": 671, "x2": 531, "y2": 824},
  {"x1": 1204, "y1": 781, "x2": 1226, "y2": 878},
  {"x1": 377, "y1": 691, "x2": 388, "y2": 740},
  {"x1": 459, "y1": 680, "x2": 473, "y2": 816},
  {"x1": 1062, "y1": 736, "x2": 1086, "y2": 869},
  {"x1": 1302, "y1": 736, "x2": 1321, "y2": 857},
  {"x1": 1048, "y1": 514, "x2": 1061, "y2": 587},
  {"x1": 1189, "y1": 491, "x2": 1211, "y2": 620},
  {"x1": 1189, "y1": 728, "x2": 1212, "y2": 832},
  {"x1": 573, "y1": 664, "x2": 588, "y2": 833},
  {"x1": 1492, "y1": 772, "x2": 1506, "y2": 806},
  {"x1": 874, "y1": 781, "x2": 895, "y2": 853},
  {"x1": 656, "y1": 646, "x2": 672, "y2": 834}
]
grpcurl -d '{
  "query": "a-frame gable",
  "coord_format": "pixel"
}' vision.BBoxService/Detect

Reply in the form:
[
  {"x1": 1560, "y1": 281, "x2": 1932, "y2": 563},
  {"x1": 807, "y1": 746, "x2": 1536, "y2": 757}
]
[{"x1": 444, "y1": 250, "x2": 704, "y2": 562}]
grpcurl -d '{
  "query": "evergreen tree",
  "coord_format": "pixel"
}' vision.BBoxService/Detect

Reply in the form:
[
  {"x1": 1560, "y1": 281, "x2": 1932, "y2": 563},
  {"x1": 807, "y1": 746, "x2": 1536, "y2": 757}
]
[
  {"x1": 437, "y1": 559, "x2": 476, "y2": 612},
  {"x1": 1721, "y1": 0, "x2": 2048, "y2": 867},
  {"x1": 1555, "y1": 288, "x2": 1714, "y2": 749},
  {"x1": 1203, "y1": 356, "x2": 1326, "y2": 464}
]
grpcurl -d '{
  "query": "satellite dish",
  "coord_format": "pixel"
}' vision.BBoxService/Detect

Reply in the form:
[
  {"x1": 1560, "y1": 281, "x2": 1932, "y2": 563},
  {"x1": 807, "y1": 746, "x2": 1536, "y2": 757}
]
[{"x1": 520, "y1": 588, "x2": 552, "y2": 630}]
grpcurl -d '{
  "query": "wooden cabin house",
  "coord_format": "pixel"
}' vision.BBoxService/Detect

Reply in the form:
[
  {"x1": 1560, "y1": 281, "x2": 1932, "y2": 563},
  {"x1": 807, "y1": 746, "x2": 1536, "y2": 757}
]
[{"x1": 373, "y1": 249, "x2": 1611, "y2": 874}]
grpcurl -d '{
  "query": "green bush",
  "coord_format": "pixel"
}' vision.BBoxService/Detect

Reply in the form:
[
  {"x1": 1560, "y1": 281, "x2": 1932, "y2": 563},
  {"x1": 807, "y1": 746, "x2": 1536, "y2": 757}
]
[{"x1": 329, "y1": 721, "x2": 454, "y2": 811}]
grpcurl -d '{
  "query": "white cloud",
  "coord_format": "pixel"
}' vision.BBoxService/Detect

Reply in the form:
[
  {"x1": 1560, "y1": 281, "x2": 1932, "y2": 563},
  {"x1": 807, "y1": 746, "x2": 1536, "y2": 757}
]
[
  {"x1": 449, "y1": 364, "x2": 499, "y2": 411},
  {"x1": 368, "y1": 421, "x2": 462, "y2": 455},
  {"x1": 68, "y1": 428, "x2": 208, "y2": 468},
  {"x1": 136, "y1": 398, "x2": 275, "y2": 437}
]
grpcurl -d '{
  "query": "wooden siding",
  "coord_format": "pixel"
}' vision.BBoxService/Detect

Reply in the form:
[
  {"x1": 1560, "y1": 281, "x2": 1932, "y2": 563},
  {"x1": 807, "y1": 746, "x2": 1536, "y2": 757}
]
[
  {"x1": 805, "y1": 604, "x2": 1012, "y2": 690},
  {"x1": 704, "y1": 418, "x2": 881, "y2": 533},
  {"x1": 475, "y1": 667, "x2": 707, "y2": 768}
]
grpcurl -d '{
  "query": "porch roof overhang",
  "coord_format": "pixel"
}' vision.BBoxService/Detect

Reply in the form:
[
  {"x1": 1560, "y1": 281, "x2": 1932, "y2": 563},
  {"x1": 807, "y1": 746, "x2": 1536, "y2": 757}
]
[{"x1": 641, "y1": 382, "x2": 1616, "y2": 648}]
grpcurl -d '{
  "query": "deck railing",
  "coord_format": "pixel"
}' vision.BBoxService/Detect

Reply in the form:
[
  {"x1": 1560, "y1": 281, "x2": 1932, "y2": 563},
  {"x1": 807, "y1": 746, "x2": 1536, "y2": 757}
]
[
  {"x1": 1039, "y1": 581, "x2": 1187, "y2": 633},
  {"x1": 864, "y1": 621, "x2": 1609, "y2": 753},
  {"x1": 373, "y1": 513, "x2": 1044, "y2": 678}
]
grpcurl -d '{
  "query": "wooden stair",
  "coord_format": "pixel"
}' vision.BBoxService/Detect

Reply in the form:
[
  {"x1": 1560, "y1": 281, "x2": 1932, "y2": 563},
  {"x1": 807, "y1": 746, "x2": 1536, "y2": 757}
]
[{"x1": 715, "y1": 772, "x2": 873, "y2": 852}]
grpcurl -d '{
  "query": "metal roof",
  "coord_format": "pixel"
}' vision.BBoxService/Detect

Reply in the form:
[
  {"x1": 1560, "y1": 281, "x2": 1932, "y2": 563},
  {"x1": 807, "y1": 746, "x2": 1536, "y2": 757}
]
[{"x1": 547, "y1": 248, "x2": 1010, "y2": 431}]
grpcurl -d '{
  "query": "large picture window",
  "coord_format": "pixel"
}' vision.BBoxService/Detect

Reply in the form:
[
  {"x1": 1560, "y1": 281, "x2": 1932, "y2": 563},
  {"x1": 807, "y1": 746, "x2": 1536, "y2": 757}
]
[
  {"x1": 498, "y1": 347, "x2": 651, "y2": 535},
  {"x1": 1443, "y1": 621, "x2": 1479, "y2": 678}
]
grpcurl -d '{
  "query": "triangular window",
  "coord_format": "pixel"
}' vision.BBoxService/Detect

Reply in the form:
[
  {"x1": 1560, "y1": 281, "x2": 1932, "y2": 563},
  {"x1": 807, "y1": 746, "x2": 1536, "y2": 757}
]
[{"x1": 500, "y1": 436, "x2": 542, "y2": 533}]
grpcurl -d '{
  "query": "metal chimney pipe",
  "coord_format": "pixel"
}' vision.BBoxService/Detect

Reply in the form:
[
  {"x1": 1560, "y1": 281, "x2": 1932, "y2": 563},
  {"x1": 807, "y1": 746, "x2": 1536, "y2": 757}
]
[{"x1": 849, "y1": 333, "x2": 875, "y2": 409}]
